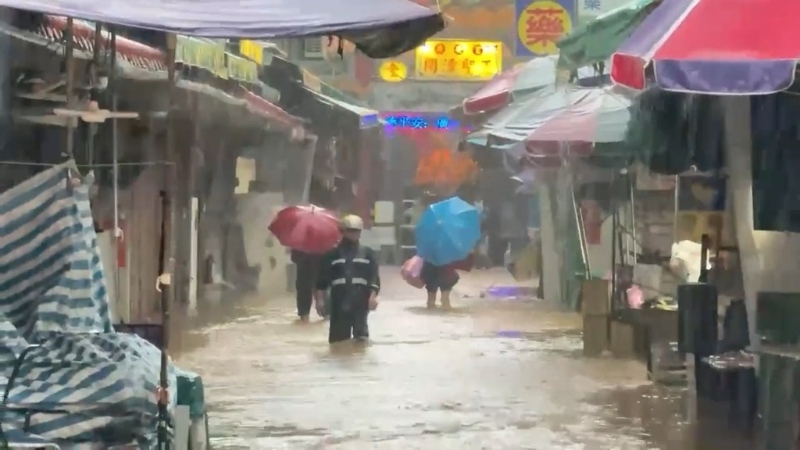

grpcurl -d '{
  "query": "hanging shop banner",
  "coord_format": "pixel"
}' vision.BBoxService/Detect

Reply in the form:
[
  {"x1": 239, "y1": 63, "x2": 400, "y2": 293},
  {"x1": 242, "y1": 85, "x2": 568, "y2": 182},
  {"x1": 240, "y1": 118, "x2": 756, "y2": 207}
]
[
  {"x1": 176, "y1": 36, "x2": 228, "y2": 79},
  {"x1": 414, "y1": 40, "x2": 502, "y2": 81},
  {"x1": 515, "y1": 0, "x2": 575, "y2": 57},
  {"x1": 239, "y1": 39, "x2": 264, "y2": 65},
  {"x1": 226, "y1": 53, "x2": 259, "y2": 83}
]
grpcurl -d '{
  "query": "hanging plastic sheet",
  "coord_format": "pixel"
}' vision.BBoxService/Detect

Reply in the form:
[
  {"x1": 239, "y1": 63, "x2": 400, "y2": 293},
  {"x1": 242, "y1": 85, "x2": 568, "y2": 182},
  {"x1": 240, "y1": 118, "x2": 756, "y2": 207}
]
[
  {"x1": 2, "y1": 0, "x2": 446, "y2": 58},
  {"x1": 751, "y1": 92, "x2": 800, "y2": 232}
]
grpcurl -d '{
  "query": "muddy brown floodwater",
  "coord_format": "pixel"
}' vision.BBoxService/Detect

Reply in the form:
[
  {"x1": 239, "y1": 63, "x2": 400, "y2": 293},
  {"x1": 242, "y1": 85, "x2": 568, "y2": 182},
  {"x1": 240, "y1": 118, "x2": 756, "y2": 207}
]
[{"x1": 173, "y1": 268, "x2": 756, "y2": 449}]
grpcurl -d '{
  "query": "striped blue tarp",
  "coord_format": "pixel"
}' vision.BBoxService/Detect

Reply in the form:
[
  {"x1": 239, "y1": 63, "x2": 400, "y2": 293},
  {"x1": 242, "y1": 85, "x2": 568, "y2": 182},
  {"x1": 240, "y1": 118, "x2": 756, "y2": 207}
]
[{"x1": 0, "y1": 162, "x2": 177, "y2": 447}]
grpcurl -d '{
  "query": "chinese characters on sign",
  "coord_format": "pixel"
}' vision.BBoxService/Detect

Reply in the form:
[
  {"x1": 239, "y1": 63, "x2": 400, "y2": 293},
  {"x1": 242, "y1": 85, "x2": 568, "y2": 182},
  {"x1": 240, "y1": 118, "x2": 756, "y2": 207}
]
[
  {"x1": 414, "y1": 40, "x2": 502, "y2": 81},
  {"x1": 378, "y1": 60, "x2": 408, "y2": 82},
  {"x1": 579, "y1": 0, "x2": 630, "y2": 18},
  {"x1": 515, "y1": 0, "x2": 574, "y2": 57},
  {"x1": 383, "y1": 115, "x2": 458, "y2": 130},
  {"x1": 583, "y1": 0, "x2": 601, "y2": 11}
]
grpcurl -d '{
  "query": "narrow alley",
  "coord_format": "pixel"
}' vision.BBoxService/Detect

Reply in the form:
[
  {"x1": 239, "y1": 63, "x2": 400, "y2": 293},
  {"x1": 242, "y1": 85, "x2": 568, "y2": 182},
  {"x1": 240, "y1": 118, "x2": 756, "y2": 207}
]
[{"x1": 174, "y1": 269, "x2": 754, "y2": 450}]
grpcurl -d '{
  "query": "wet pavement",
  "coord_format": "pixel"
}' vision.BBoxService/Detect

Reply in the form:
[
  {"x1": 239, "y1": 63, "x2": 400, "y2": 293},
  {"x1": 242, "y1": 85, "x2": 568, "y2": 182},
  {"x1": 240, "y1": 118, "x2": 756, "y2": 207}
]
[{"x1": 173, "y1": 269, "x2": 755, "y2": 449}]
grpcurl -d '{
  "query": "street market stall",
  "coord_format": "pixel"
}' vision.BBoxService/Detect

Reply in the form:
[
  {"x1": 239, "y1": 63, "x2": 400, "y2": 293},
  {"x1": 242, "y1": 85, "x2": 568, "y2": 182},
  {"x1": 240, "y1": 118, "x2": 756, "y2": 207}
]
[{"x1": 0, "y1": 0, "x2": 447, "y2": 447}]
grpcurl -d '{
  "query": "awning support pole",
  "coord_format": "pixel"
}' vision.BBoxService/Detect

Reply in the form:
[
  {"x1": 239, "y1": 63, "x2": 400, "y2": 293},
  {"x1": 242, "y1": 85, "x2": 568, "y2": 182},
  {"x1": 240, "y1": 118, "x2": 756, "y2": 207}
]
[
  {"x1": 157, "y1": 32, "x2": 177, "y2": 450},
  {"x1": 64, "y1": 18, "x2": 75, "y2": 157}
]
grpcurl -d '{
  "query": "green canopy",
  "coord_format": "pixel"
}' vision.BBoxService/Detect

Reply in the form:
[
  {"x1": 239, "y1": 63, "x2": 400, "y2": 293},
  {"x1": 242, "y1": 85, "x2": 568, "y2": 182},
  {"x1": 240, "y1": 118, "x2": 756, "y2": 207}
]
[{"x1": 556, "y1": 0, "x2": 660, "y2": 72}]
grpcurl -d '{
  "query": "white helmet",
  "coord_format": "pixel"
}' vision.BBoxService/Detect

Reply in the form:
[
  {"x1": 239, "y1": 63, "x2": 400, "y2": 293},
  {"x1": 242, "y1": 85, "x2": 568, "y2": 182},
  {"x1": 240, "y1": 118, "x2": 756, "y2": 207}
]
[{"x1": 340, "y1": 214, "x2": 364, "y2": 231}]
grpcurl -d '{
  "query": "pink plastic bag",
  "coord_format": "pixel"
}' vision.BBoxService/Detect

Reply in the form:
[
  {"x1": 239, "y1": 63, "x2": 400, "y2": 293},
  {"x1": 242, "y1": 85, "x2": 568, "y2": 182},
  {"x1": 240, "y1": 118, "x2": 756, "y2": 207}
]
[
  {"x1": 626, "y1": 285, "x2": 644, "y2": 309},
  {"x1": 401, "y1": 256, "x2": 425, "y2": 289}
]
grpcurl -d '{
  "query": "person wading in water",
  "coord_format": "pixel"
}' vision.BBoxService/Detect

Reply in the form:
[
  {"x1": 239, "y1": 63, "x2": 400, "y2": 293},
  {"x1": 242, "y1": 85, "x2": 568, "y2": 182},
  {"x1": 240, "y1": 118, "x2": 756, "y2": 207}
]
[
  {"x1": 290, "y1": 250, "x2": 325, "y2": 322},
  {"x1": 315, "y1": 215, "x2": 380, "y2": 344}
]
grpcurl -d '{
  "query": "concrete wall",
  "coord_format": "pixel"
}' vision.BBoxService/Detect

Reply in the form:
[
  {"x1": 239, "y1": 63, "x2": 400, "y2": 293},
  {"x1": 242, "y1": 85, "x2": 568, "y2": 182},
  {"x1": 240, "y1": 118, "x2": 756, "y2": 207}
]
[
  {"x1": 368, "y1": 81, "x2": 481, "y2": 111},
  {"x1": 539, "y1": 184, "x2": 561, "y2": 304},
  {"x1": 235, "y1": 192, "x2": 292, "y2": 296}
]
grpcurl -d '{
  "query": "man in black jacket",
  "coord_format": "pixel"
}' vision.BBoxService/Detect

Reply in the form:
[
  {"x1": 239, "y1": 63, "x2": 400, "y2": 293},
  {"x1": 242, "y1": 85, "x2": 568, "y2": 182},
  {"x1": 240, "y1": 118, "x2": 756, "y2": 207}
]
[{"x1": 315, "y1": 215, "x2": 380, "y2": 344}]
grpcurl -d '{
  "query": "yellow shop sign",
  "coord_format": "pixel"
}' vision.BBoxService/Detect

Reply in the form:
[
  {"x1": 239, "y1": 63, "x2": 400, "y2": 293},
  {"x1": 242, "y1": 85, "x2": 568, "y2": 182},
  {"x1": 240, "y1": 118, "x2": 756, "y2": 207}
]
[{"x1": 415, "y1": 40, "x2": 502, "y2": 81}]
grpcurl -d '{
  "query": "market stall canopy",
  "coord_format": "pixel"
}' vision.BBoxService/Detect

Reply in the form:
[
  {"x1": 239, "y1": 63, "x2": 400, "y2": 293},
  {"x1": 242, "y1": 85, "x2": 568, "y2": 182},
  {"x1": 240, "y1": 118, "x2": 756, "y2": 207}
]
[
  {"x1": 611, "y1": 0, "x2": 800, "y2": 94},
  {"x1": 2, "y1": 0, "x2": 446, "y2": 58},
  {"x1": 306, "y1": 89, "x2": 380, "y2": 129},
  {"x1": 460, "y1": 55, "x2": 604, "y2": 116},
  {"x1": 469, "y1": 85, "x2": 633, "y2": 167},
  {"x1": 556, "y1": 0, "x2": 660, "y2": 72},
  {"x1": 8, "y1": 16, "x2": 305, "y2": 132}
]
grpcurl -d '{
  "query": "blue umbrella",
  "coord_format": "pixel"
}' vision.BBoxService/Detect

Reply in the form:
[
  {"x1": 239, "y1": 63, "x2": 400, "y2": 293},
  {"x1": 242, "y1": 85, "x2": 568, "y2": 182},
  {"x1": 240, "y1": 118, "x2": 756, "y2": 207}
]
[{"x1": 415, "y1": 197, "x2": 481, "y2": 266}]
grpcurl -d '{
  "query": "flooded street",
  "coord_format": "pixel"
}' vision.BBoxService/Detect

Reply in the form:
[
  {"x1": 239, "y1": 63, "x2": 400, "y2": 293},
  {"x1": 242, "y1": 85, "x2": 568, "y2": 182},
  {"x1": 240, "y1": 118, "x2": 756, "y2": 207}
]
[{"x1": 174, "y1": 269, "x2": 754, "y2": 449}]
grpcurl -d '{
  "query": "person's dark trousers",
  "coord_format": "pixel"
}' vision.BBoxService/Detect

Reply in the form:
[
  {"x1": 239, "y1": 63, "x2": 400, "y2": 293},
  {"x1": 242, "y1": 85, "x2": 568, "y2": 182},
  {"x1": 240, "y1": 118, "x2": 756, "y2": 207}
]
[
  {"x1": 295, "y1": 268, "x2": 315, "y2": 317},
  {"x1": 328, "y1": 296, "x2": 369, "y2": 343},
  {"x1": 487, "y1": 235, "x2": 508, "y2": 267}
]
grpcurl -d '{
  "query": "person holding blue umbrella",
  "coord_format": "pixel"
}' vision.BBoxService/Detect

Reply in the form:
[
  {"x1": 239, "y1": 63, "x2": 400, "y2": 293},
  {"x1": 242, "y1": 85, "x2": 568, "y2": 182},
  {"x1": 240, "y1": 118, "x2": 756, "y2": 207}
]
[{"x1": 415, "y1": 195, "x2": 481, "y2": 309}]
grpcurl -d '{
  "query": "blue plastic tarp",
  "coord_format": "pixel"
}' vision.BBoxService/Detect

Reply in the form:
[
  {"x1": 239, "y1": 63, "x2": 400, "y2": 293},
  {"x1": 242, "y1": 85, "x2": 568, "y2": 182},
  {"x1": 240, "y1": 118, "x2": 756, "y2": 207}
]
[{"x1": 1, "y1": 0, "x2": 445, "y2": 58}]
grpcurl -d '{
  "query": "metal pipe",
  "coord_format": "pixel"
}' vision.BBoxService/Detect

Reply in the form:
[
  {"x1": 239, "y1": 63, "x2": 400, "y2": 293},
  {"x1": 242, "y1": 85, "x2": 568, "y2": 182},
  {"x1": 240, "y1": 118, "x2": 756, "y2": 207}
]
[
  {"x1": 86, "y1": 22, "x2": 102, "y2": 165},
  {"x1": 157, "y1": 32, "x2": 178, "y2": 450},
  {"x1": 0, "y1": 161, "x2": 171, "y2": 167},
  {"x1": 610, "y1": 175, "x2": 618, "y2": 312},
  {"x1": 64, "y1": 18, "x2": 75, "y2": 157},
  {"x1": 110, "y1": 28, "x2": 121, "y2": 320},
  {"x1": 628, "y1": 174, "x2": 637, "y2": 265}
]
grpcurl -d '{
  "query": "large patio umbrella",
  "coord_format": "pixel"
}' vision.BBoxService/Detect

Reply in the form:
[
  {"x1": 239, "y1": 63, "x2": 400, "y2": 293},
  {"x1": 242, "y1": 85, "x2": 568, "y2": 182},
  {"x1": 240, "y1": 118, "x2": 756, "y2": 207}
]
[
  {"x1": 460, "y1": 55, "x2": 604, "y2": 115},
  {"x1": 611, "y1": 0, "x2": 800, "y2": 94},
  {"x1": 470, "y1": 86, "x2": 633, "y2": 168}
]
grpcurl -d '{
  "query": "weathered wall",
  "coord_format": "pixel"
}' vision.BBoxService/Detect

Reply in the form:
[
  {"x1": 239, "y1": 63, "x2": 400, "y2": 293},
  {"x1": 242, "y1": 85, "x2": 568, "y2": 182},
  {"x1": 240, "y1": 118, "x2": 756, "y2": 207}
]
[
  {"x1": 94, "y1": 166, "x2": 164, "y2": 323},
  {"x1": 235, "y1": 192, "x2": 292, "y2": 295},
  {"x1": 368, "y1": 81, "x2": 479, "y2": 112}
]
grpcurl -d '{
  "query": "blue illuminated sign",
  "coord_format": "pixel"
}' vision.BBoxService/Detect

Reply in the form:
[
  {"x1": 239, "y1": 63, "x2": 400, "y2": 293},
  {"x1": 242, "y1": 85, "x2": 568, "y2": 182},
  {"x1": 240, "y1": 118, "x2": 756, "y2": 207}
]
[{"x1": 383, "y1": 114, "x2": 457, "y2": 130}]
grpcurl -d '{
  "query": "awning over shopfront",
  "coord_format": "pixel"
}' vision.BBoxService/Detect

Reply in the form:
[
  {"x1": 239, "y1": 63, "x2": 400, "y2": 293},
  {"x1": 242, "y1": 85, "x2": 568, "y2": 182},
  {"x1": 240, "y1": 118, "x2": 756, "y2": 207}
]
[
  {"x1": 305, "y1": 90, "x2": 379, "y2": 129},
  {"x1": 14, "y1": 17, "x2": 303, "y2": 132},
  {"x1": 244, "y1": 91, "x2": 306, "y2": 137},
  {"x1": 3, "y1": 0, "x2": 446, "y2": 59},
  {"x1": 42, "y1": 16, "x2": 166, "y2": 72},
  {"x1": 265, "y1": 55, "x2": 380, "y2": 129}
]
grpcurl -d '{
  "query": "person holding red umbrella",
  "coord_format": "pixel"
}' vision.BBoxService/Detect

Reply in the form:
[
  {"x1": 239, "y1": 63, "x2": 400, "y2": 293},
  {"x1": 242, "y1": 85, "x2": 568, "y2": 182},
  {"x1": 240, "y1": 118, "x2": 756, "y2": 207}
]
[
  {"x1": 290, "y1": 250, "x2": 325, "y2": 321},
  {"x1": 269, "y1": 205, "x2": 342, "y2": 321}
]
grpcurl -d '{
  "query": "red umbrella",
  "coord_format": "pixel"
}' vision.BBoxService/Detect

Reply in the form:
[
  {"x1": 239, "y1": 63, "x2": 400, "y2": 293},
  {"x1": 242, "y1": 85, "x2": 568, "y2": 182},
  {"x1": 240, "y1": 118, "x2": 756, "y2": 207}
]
[{"x1": 268, "y1": 205, "x2": 341, "y2": 254}]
